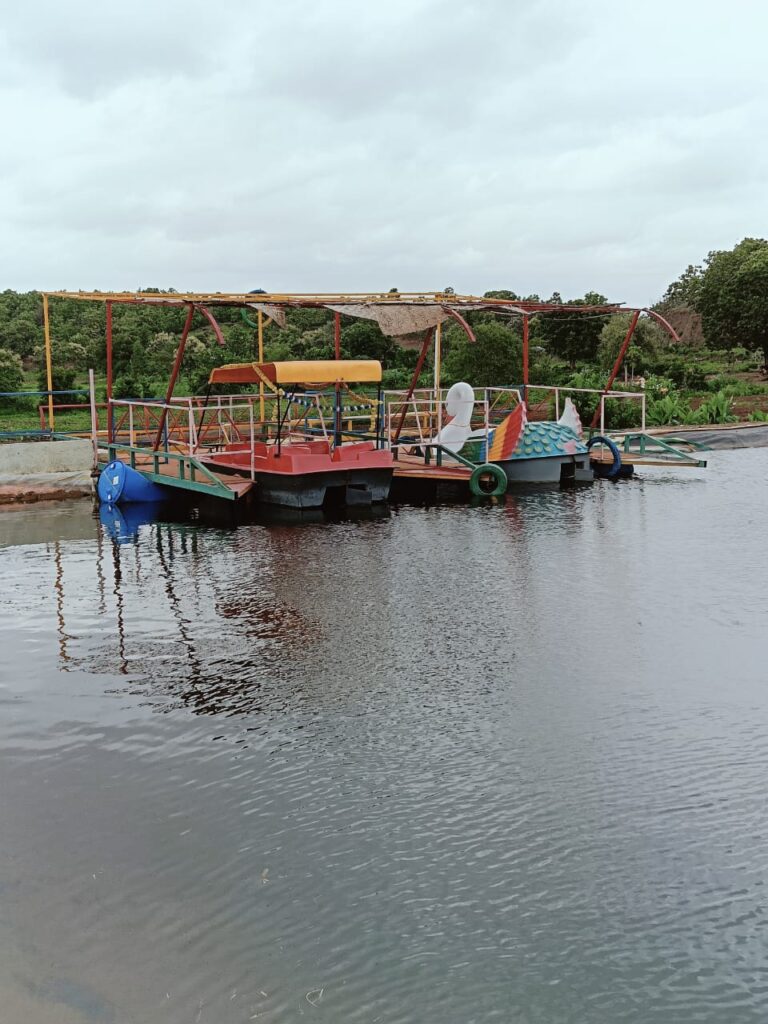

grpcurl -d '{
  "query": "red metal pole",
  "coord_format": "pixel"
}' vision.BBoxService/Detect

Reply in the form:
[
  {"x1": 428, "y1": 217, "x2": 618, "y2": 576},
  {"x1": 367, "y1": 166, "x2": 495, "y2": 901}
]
[
  {"x1": 333, "y1": 311, "x2": 342, "y2": 444},
  {"x1": 393, "y1": 327, "x2": 434, "y2": 443},
  {"x1": 195, "y1": 305, "x2": 226, "y2": 347},
  {"x1": 106, "y1": 301, "x2": 113, "y2": 442},
  {"x1": 153, "y1": 304, "x2": 195, "y2": 450},
  {"x1": 522, "y1": 313, "x2": 530, "y2": 410},
  {"x1": 590, "y1": 308, "x2": 641, "y2": 429},
  {"x1": 442, "y1": 306, "x2": 476, "y2": 343}
]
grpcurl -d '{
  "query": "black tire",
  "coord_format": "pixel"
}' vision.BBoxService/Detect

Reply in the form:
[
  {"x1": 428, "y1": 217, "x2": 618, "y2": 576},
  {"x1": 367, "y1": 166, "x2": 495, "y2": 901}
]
[{"x1": 587, "y1": 435, "x2": 622, "y2": 478}]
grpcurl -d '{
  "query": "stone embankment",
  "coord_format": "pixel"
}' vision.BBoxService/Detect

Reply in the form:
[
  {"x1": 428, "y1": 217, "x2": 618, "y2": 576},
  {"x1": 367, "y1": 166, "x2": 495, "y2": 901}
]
[{"x1": 0, "y1": 439, "x2": 94, "y2": 505}]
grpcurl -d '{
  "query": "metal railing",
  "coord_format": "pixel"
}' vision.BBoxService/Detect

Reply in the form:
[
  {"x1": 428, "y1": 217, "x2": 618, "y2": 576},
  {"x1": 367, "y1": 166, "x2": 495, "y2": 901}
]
[
  {"x1": 383, "y1": 387, "x2": 522, "y2": 461},
  {"x1": 519, "y1": 384, "x2": 647, "y2": 432},
  {"x1": 0, "y1": 389, "x2": 93, "y2": 437},
  {"x1": 385, "y1": 383, "x2": 646, "y2": 443},
  {"x1": 103, "y1": 441, "x2": 239, "y2": 499},
  {"x1": 107, "y1": 389, "x2": 384, "y2": 479}
]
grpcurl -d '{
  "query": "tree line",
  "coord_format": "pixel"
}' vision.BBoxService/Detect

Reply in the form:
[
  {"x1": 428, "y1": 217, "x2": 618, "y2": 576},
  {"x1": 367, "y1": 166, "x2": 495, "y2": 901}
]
[{"x1": 1, "y1": 238, "x2": 767, "y2": 402}]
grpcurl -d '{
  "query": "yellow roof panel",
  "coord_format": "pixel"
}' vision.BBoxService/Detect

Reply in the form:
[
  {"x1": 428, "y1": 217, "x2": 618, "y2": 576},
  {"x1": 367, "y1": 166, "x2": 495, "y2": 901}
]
[{"x1": 209, "y1": 360, "x2": 382, "y2": 386}]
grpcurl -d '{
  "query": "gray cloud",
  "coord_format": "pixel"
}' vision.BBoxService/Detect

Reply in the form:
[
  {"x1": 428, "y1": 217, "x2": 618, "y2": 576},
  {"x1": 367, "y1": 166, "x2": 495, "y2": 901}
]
[{"x1": 1, "y1": 0, "x2": 766, "y2": 303}]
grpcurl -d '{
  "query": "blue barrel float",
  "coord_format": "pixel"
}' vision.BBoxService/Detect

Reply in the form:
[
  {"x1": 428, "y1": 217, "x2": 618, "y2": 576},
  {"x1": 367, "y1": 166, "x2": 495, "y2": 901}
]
[
  {"x1": 98, "y1": 460, "x2": 167, "y2": 504},
  {"x1": 99, "y1": 501, "x2": 165, "y2": 543}
]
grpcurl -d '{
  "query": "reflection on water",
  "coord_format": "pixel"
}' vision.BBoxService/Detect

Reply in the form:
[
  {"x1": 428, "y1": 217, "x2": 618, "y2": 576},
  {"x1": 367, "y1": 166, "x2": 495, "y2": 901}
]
[{"x1": 1, "y1": 451, "x2": 767, "y2": 1023}]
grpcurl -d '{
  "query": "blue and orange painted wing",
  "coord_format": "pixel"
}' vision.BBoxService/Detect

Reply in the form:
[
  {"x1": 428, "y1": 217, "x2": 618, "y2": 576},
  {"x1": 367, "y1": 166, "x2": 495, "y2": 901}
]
[{"x1": 488, "y1": 403, "x2": 527, "y2": 462}]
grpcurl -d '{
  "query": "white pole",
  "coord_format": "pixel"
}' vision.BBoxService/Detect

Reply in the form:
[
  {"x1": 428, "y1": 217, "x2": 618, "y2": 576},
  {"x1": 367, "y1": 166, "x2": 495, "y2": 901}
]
[
  {"x1": 600, "y1": 396, "x2": 605, "y2": 434},
  {"x1": 484, "y1": 392, "x2": 489, "y2": 461},
  {"x1": 88, "y1": 368, "x2": 98, "y2": 468},
  {"x1": 187, "y1": 400, "x2": 194, "y2": 456},
  {"x1": 433, "y1": 321, "x2": 442, "y2": 438}
]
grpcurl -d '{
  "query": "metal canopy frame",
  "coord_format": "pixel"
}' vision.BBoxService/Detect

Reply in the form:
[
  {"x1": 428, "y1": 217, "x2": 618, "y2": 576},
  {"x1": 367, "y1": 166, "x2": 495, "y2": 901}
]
[{"x1": 40, "y1": 290, "x2": 680, "y2": 436}]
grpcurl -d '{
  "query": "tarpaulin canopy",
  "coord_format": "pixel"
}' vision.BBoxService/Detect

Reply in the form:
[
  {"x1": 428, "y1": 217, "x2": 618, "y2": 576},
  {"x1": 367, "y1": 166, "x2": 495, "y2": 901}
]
[
  {"x1": 246, "y1": 302, "x2": 287, "y2": 328},
  {"x1": 325, "y1": 303, "x2": 452, "y2": 337}
]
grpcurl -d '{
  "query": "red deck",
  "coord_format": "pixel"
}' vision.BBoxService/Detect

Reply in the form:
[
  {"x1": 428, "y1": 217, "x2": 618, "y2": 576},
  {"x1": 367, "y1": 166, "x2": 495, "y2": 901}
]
[{"x1": 201, "y1": 439, "x2": 392, "y2": 476}]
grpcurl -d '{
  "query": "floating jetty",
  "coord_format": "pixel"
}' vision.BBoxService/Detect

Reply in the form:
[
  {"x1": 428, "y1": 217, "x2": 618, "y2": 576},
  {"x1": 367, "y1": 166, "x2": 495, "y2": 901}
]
[{"x1": 19, "y1": 290, "x2": 716, "y2": 512}]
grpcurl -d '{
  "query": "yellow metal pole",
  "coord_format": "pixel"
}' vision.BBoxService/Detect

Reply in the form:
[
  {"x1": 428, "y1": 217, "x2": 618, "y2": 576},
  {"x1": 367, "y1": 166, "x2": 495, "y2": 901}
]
[
  {"x1": 257, "y1": 309, "x2": 265, "y2": 424},
  {"x1": 42, "y1": 294, "x2": 55, "y2": 430},
  {"x1": 433, "y1": 320, "x2": 442, "y2": 434}
]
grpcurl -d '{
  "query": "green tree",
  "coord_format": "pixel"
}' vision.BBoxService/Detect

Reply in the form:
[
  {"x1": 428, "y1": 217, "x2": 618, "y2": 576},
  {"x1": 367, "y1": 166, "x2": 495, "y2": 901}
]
[
  {"x1": 443, "y1": 321, "x2": 521, "y2": 387},
  {"x1": 536, "y1": 291, "x2": 609, "y2": 367},
  {"x1": 657, "y1": 264, "x2": 704, "y2": 311},
  {"x1": 0, "y1": 317, "x2": 40, "y2": 355},
  {"x1": 0, "y1": 347, "x2": 23, "y2": 396},
  {"x1": 697, "y1": 238, "x2": 768, "y2": 365},
  {"x1": 596, "y1": 314, "x2": 659, "y2": 374},
  {"x1": 341, "y1": 320, "x2": 396, "y2": 363}
]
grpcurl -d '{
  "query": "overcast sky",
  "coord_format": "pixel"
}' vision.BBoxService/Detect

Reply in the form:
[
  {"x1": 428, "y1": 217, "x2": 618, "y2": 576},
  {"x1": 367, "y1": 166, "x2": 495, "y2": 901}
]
[{"x1": 1, "y1": 0, "x2": 765, "y2": 303}]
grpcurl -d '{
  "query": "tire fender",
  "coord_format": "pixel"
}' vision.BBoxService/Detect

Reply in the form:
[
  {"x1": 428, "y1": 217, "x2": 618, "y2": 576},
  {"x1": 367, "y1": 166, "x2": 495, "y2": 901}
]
[
  {"x1": 469, "y1": 463, "x2": 507, "y2": 497},
  {"x1": 587, "y1": 435, "x2": 622, "y2": 478}
]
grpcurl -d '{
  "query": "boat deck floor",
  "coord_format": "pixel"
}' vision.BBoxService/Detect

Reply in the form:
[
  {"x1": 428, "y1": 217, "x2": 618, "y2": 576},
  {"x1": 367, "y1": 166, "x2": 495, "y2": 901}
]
[
  {"x1": 392, "y1": 451, "x2": 473, "y2": 481},
  {"x1": 590, "y1": 450, "x2": 704, "y2": 468}
]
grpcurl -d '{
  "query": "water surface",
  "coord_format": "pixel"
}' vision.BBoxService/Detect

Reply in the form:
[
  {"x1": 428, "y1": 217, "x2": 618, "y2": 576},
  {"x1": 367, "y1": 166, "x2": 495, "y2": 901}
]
[{"x1": 1, "y1": 452, "x2": 767, "y2": 1023}]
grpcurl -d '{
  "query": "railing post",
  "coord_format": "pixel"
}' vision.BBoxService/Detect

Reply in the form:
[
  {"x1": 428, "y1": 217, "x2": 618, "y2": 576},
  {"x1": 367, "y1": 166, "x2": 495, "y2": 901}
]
[
  {"x1": 42, "y1": 294, "x2": 55, "y2": 432},
  {"x1": 88, "y1": 369, "x2": 99, "y2": 469},
  {"x1": 188, "y1": 401, "x2": 194, "y2": 456},
  {"x1": 191, "y1": 398, "x2": 199, "y2": 451},
  {"x1": 641, "y1": 393, "x2": 646, "y2": 431},
  {"x1": 555, "y1": 388, "x2": 560, "y2": 420},
  {"x1": 128, "y1": 403, "x2": 134, "y2": 448},
  {"x1": 484, "y1": 393, "x2": 490, "y2": 461},
  {"x1": 248, "y1": 401, "x2": 255, "y2": 480},
  {"x1": 600, "y1": 396, "x2": 605, "y2": 434},
  {"x1": 106, "y1": 301, "x2": 113, "y2": 441}
]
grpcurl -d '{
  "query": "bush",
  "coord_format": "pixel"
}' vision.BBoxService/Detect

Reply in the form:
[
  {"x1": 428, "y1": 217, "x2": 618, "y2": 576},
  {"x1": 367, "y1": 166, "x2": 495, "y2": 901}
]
[
  {"x1": 602, "y1": 397, "x2": 644, "y2": 430},
  {"x1": 0, "y1": 347, "x2": 25, "y2": 409},
  {"x1": 642, "y1": 375, "x2": 678, "y2": 400},
  {"x1": 722, "y1": 380, "x2": 767, "y2": 397},
  {"x1": 37, "y1": 366, "x2": 78, "y2": 405},
  {"x1": 558, "y1": 368, "x2": 643, "y2": 429},
  {"x1": 647, "y1": 394, "x2": 693, "y2": 425},
  {"x1": 690, "y1": 391, "x2": 737, "y2": 424},
  {"x1": 382, "y1": 367, "x2": 426, "y2": 390},
  {"x1": 643, "y1": 353, "x2": 707, "y2": 390},
  {"x1": 113, "y1": 372, "x2": 153, "y2": 400},
  {"x1": 530, "y1": 352, "x2": 572, "y2": 386},
  {"x1": 0, "y1": 347, "x2": 23, "y2": 391}
]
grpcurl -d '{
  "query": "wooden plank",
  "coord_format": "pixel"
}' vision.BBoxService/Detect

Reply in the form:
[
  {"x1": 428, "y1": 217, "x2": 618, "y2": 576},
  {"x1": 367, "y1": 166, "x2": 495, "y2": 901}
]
[
  {"x1": 589, "y1": 451, "x2": 702, "y2": 468},
  {"x1": 393, "y1": 452, "x2": 472, "y2": 481}
]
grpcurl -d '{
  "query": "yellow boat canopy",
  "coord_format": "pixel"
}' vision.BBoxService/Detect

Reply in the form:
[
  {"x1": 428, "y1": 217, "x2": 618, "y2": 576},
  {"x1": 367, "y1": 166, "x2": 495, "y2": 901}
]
[{"x1": 209, "y1": 359, "x2": 382, "y2": 386}]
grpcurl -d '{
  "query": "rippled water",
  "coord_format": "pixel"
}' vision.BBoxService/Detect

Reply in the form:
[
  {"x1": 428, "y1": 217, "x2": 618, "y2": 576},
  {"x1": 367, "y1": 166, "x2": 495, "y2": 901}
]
[{"x1": 1, "y1": 451, "x2": 767, "y2": 1023}]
